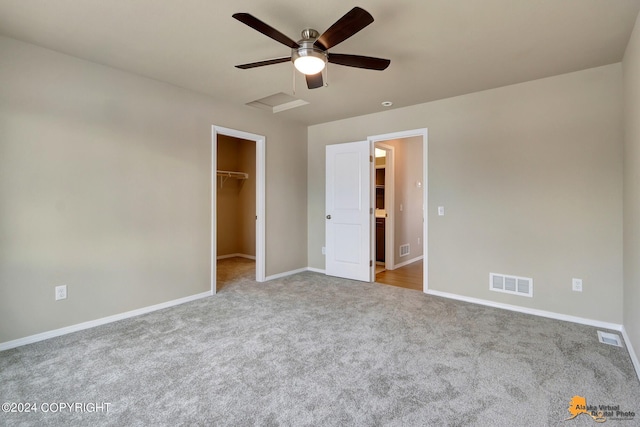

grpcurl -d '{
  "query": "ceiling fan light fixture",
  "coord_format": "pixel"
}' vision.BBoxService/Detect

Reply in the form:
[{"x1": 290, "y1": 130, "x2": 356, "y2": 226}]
[
  {"x1": 233, "y1": 8, "x2": 390, "y2": 89},
  {"x1": 292, "y1": 47, "x2": 327, "y2": 75}
]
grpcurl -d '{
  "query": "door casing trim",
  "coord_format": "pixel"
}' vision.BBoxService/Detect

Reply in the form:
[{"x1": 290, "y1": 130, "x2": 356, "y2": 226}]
[{"x1": 211, "y1": 125, "x2": 266, "y2": 293}]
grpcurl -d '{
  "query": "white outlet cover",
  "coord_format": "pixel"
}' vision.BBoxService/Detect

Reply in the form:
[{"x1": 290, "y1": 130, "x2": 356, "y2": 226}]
[
  {"x1": 572, "y1": 278, "x2": 582, "y2": 292},
  {"x1": 438, "y1": 206, "x2": 445, "y2": 216},
  {"x1": 55, "y1": 285, "x2": 67, "y2": 300}
]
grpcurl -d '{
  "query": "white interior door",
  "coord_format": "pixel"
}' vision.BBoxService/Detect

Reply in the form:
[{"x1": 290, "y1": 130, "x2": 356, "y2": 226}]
[{"x1": 325, "y1": 141, "x2": 372, "y2": 282}]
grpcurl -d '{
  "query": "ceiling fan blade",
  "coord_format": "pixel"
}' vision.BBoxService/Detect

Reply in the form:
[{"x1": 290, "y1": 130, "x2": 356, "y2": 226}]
[
  {"x1": 233, "y1": 13, "x2": 299, "y2": 49},
  {"x1": 235, "y1": 57, "x2": 291, "y2": 69},
  {"x1": 328, "y1": 54, "x2": 390, "y2": 70},
  {"x1": 314, "y1": 7, "x2": 374, "y2": 50},
  {"x1": 306, "y1": 72, "x2": 324, "y2": 89}
]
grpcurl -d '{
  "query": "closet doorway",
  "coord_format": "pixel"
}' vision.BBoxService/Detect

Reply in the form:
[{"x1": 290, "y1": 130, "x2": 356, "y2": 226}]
[{"x1": 211, "y1": 126, "x2": 265, "y2": 293}]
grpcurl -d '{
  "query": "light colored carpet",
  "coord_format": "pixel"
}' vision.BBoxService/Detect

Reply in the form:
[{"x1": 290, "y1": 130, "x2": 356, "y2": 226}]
[{"x1": 1, "y1": 257, "x2": 639, "y2": 426}]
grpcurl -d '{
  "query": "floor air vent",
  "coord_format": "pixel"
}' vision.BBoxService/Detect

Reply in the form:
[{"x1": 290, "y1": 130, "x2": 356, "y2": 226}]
[
  {"x1": 597, "y1": 331, "x2": 622, "y2": 347},
  {"x1": 399, "y1": 244, "x2": 410, "y2": 257},
  {"x1": 490, "y1": 273, "x2": 533, "y2": 297}
]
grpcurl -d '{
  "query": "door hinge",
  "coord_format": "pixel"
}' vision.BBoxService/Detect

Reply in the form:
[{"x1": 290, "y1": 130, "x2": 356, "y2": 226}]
[
  {"x1": 370, "y1": 155, "x2": 373, "y2": 163},
  {"x1": 370, "y1": 260, "x2": 373, "y2": 267},
  {"x1": 370, "y1": 207, "x2": 373, "y2": 214}
]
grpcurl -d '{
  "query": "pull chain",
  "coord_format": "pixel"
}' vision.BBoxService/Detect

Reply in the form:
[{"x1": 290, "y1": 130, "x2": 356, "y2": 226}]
[{"x1": 325, "y1": 63, "x2": 328, "y2": 87}]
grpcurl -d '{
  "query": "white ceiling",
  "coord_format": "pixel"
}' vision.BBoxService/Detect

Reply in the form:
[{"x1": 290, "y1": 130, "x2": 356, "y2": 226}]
[{"x1": 1, "y1": 0, "x2": 639, "y2": 126}]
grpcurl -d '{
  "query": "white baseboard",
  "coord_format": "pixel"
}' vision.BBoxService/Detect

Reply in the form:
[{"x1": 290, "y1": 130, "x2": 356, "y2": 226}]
[
  {"x1": 217, "y1": 253, "x2": 256, "y2": 260},
  {"x1": 0, "y1": 291, "x2": 212, "y2": 352},
  {"x1": 425, "y1": 289, "x2": 623, "y2": 331},
  {"x1": 425, "y1": 289, "x2": 640, "y2": 379},
  {"x1": 310, "y1": 266, "x2": 636, "y2": 378},
  {"x1": 620, "y1": 326, "x2": 640, "y2": 382},
  {"x1": 9, "y1": 271, "x2": 636, "y2": 383},
  {"x1": 267, "y1": 267, "x2": 325, "y2": 280},
  {"x1": 427, "y1": 289, "x2": 639, "y2": 382},
  {"x1": 265, "y1": 266, "x2": 327, "y2": 281},
  {"x1": 392, "y1": 255, "x2": 423, "y2": 270},
  {"x1": 265, "y1": 267, "x2": 310, "y2": 281}
]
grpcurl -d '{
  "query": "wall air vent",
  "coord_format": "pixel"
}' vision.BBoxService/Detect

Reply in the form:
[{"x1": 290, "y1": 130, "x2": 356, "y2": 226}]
[
  {"x1": 597, "y1": 331, "x2": 622, "y2": 347},
  {"x1": 490, "y1": 273, "x2": 533, "y2": 297},
  {"x1": 399, "y1": 244, "x2": 410, "y2": 257}
]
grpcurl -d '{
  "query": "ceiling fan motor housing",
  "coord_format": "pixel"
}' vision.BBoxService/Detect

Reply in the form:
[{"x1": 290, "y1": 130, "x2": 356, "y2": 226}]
[
  {"x1": 300, "y1": 28, "x2": 320, "y2": 40},
  {"x1": 292, "y1": 43, "x2": 327, "y2": 62},
  {"x1": 292, "y1": 30, "x2": 327, "y2": 65}
]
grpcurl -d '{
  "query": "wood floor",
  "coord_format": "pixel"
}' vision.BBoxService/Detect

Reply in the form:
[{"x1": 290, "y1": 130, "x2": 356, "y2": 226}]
[
  {"x1": 217, "y1": 256, "x2": 424, "y2": 292},
  {"x1": 375, "y1": 259, "x2": 423, "y2": 291}
]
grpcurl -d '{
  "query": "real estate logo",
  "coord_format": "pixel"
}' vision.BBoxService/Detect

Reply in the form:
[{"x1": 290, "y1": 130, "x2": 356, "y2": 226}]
[{"x1": 565, "y1": 395, "x2": 636, "y2": 423}]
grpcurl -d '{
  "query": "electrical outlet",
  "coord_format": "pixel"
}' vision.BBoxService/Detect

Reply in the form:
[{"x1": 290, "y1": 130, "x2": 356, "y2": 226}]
[
  {"x1": 417, "y1": 237, "x2": 421, "y2": 245},
  {"x1": 55, "y1": 285, "x2": 67, "y2": 300},
  {"x1": 438, "y1": 206, "x2": 445, "y2": 216},
  {"x1": 572, "y1": 278, "x2": 583, "y2": 292}
]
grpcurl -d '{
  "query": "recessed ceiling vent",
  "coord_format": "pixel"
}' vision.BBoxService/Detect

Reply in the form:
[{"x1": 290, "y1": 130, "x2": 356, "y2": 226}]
[
  {"x1": 490, "y1": 273, "x2": 533, "y2": 297},
  {"x1": 597, "y1": 331, "x2": 622, "y2": 347},
  {"x1": 246, "y1": 92, "x2": 309, "y2": 113}
]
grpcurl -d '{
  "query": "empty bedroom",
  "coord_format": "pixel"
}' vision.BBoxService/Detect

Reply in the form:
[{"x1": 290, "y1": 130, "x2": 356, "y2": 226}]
[{"x1": 1, "y1": 1, "x2": 640, "y2": 425}]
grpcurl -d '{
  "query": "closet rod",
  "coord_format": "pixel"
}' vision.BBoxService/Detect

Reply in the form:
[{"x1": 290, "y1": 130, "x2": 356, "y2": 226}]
[
  {"x1": 216, "y1": 170, "x2": 248, "y2": 179},
  {"x1": 217, "y1": 170, "x2": 248, "y2": 188}
]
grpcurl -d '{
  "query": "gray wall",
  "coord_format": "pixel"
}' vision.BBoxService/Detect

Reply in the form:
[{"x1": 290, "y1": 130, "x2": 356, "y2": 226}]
[
  {"x1": 308, "y1": 64, "x2": 623, "y2": 324},
  {"x1": 0, "y1": 36, "x2": 307, "y2": 343},
  {"x1": 623, "y1": 12, "x2": 640, "y2": 370}
]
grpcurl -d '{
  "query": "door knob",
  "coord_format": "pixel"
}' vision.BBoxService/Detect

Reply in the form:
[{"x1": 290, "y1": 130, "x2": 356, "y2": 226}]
[{"x1": 326, "y1": 215, "x2": 331, "y2": 219}]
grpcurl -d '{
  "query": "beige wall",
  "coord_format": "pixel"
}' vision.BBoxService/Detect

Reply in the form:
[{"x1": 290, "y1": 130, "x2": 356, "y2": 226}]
[
  {"x1": 0, "y1": 36, "x2": 307, "y2": 343},
  {"x1": 1, "y1": 28, "x2": 633, "y2": 348},
  {"x1": 216, "y1": 136, "x2": 256, "y2": 257},
  {"x1": 623, "y1": 12, "x2": 640, "y2": 369},
  {"x1": 309, "y1": 64, "x2": 623, "y2": 324}
]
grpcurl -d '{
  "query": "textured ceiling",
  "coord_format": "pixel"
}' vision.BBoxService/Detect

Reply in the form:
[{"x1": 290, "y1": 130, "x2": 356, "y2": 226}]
[{"x1": 1, "y1": 0, "x2": 639, "y2": 125}]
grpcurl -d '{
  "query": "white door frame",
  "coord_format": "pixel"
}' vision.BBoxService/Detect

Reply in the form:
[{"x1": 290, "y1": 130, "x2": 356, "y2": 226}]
[
  {"x1": 374, "y1": 142, "x2": 395, "y2": 272},
  {"x1": 368, "y1": 128, "x2": 428, "y2": 292},
  {"x1": 211, "y1": 125, "x2": 266, "y2": 293}
]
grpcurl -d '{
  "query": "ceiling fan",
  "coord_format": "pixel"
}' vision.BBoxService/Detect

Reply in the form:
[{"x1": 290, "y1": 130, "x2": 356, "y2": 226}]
[{"x1": 232, "y1": 7, "x2": 390, "y2": 89}]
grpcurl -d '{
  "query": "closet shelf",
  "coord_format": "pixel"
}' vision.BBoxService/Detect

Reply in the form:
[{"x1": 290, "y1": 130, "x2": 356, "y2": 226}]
[
  {"x1": 217, "y1": 170, "x2": 248, "y2": 179},
  {"x1": 217, "y1": 170, "x2": 248, "y2": 188}
]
